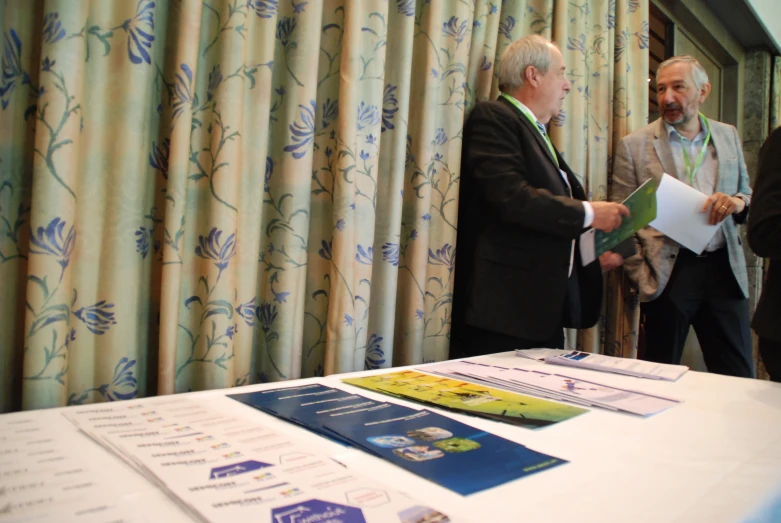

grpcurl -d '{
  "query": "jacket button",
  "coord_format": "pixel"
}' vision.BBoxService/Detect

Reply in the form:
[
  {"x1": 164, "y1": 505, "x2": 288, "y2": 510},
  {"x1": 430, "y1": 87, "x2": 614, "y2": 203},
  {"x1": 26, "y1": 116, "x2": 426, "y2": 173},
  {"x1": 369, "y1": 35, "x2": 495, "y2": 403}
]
[{"x1": 669, "y1": 254, "x2": 676, "y2": 259}]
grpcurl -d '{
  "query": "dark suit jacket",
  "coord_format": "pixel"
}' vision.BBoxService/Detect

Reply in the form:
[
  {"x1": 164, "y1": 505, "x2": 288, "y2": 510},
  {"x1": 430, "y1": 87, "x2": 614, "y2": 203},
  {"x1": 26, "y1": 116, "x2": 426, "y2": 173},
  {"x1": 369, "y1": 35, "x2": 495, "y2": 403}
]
[
  {"x1": 451, "y1": 96, "x2": 603, "y2": 347},
  {"x1": 748, "y1": 126, "x2": 781, "y2": 342}
]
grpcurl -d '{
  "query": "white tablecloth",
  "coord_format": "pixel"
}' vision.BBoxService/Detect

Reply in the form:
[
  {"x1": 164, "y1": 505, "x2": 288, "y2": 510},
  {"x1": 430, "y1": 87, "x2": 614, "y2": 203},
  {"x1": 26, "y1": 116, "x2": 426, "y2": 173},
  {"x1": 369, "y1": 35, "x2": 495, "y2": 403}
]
[{"x1": 3, "y1": 352, "x2": 781, "y2": 522}]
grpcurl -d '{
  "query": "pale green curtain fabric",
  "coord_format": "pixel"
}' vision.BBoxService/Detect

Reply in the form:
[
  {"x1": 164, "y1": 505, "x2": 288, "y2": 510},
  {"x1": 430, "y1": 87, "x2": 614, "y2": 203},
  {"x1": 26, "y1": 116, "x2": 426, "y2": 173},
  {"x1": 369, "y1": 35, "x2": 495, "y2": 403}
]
[
  {"x1": 0, "y1": 0, "x2": 648, "y2": 413},
  {"x1": 554, "y1": 0, "x2": 649, "y2": 356}
]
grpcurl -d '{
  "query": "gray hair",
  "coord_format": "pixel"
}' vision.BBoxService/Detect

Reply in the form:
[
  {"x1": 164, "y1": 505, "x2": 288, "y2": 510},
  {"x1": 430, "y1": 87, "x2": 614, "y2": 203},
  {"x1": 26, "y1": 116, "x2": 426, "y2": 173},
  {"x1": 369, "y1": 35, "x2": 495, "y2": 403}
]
[
  {"x1": 498, "y1": 35, "x2": 555, "y2": 92},
  {"x1": 657, "y1": 55, "x2": 709, "y2": 90}
]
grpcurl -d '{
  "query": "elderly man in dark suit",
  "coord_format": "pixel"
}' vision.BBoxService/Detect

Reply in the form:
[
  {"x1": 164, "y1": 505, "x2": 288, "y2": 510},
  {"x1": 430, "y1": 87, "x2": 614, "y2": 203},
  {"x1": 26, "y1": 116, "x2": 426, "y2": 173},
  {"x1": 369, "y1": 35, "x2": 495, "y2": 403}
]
[
  {"x1": 749, "y1": 126, "x2": 781, "y2": 382},
  {"x1": 450, "y1": 35, "x2": 629, "y2": 358}
]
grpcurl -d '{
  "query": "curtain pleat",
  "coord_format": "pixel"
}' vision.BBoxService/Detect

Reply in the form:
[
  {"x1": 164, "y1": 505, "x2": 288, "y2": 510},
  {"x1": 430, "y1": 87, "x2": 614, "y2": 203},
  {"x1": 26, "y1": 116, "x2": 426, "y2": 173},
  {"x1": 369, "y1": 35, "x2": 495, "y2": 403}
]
[{"x1": 0, "y1": 0, "x2": 648, "y2": 412}]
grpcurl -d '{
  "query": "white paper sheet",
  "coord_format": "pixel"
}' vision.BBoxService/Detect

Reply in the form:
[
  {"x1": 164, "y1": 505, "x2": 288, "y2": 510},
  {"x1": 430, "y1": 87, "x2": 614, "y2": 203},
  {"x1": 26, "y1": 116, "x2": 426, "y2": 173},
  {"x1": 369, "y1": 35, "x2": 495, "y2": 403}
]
[
  {"x1": 649, "y1": 173, "x2": 720, "y2": 254},
  {"x1": 515, "y1": 349, "x2": 688, "y2": 381},
  {"x1": 62, "y1": 398, "x2": 463, "y2": 523},
  {"x1": 422, "y1": 361, "x2": 682, "y2": 416},
  {"x1": 579, "y1": 228, "x2": 597, "y2": 266},
  {"x1": 547, "y1": 352, "x2": 689, "y2": 381},
  {"x1": 0, "y1": 412, "x2": 170, "y2": 523},
  {"x1": 514, "y1": 348, "x2": 572, "y2": 362}
]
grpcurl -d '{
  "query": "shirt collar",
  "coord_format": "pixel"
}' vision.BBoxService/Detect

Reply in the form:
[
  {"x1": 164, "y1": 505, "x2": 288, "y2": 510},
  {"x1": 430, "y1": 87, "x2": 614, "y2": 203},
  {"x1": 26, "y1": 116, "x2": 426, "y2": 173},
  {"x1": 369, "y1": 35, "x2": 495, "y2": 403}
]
[
  {"x1": 502, "y1": 93, "x2": 541, "y2": 124},
  {"x1": 664, "y1": 113, "x2": 708, "y2": 142}
]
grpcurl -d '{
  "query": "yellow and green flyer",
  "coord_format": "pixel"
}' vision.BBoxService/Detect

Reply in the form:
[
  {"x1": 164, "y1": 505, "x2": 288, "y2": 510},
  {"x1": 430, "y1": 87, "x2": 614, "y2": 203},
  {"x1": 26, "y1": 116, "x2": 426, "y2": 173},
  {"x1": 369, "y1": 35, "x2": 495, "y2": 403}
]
[{"x1": 343, "y1": 370, "x2": 587, "y2": 429}]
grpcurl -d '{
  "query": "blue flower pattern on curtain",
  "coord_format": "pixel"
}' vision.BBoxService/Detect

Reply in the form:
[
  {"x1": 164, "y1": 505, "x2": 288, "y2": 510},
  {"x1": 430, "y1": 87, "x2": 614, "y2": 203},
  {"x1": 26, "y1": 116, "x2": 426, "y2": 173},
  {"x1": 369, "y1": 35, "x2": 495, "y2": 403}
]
[{"x1": 0, "y1": 0, "x2": 648, "y2": 411}]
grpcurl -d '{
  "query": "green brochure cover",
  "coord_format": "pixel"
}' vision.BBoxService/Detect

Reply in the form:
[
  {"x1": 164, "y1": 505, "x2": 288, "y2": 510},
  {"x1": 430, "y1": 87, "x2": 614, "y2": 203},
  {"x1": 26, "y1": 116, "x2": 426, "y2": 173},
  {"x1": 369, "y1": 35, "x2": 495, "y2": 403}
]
[
  {"x1": 595, "y1": 177, "x2": 657, "y2": 257},
  {"x1": 343, "y1": 370, "x2": 587, "y2": 429}
]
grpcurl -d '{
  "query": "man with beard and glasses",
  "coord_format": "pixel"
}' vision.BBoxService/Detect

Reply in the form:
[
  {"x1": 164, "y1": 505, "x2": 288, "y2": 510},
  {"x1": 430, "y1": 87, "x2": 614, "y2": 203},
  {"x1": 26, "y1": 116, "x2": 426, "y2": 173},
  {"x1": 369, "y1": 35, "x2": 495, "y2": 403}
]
[{"x1": 611, "y1": 56, "x2": 753, "y2": 377}]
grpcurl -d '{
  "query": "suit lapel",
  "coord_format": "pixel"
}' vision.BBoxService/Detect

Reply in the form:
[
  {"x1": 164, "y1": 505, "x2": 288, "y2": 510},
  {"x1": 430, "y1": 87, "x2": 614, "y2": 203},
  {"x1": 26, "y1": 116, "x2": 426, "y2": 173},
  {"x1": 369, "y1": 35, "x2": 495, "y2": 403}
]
[
  {"x1": 514, "y1": 108, "x2": 572, "y2": 195},
  {"x1": 708, "y1": 119, "x2": 729, "y2": 193},
  {"x1": 497, "y1": 96, "x2": 561, "y2": 170},
  {"x1": 652, "y1": 119, "x2": 680, "y2": 180},
  {"x1": 518, "y1": 115, "x2": 561, "y2": 170}
]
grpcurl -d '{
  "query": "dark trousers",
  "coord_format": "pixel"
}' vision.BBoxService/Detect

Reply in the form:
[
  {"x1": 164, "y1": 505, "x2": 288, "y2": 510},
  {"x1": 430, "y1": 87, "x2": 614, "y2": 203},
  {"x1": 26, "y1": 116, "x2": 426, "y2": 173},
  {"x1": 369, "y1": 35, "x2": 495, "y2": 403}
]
[
  {"x1": 641, "y1": 247, "x2": 753, "y2": 378},
  {"x1": 759, "y1": 337, "x2": 781, "y2": 383},
  {"x1": 453, "y1": 323, "x2": 565, "y2": 358},
  {"x1": 452, "y1": 270, "x2": 578, "y2": 359}
]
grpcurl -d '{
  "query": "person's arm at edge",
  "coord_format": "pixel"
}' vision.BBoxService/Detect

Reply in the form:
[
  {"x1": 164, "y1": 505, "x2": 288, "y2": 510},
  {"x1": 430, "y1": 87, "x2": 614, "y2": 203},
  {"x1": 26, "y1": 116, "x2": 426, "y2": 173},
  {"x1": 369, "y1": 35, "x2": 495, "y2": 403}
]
[
  {"x1": 748, "y1": 127, "x2": 781, "y2": 259},
  {"x1": 732, "y1": 125, "x2": 751, "y2": 224}
]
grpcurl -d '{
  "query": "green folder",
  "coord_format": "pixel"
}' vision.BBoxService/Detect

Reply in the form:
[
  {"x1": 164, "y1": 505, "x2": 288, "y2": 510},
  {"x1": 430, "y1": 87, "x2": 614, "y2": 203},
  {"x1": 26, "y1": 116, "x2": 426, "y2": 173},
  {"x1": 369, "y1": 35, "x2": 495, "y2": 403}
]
[{"x1": 595, "y1": 178, "x2": 657, "y2": 257}]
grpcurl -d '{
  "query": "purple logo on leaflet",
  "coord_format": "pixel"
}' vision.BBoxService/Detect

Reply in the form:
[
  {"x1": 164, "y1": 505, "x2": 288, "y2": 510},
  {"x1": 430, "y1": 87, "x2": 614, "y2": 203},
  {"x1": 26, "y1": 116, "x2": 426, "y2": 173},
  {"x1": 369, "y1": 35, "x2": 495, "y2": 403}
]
[
  {"x1": 209, "y1": 460, "x2": 272, "y2": 479},
  {"x1": 271, "y1": 499, "x2": 366, "y2": 523}
]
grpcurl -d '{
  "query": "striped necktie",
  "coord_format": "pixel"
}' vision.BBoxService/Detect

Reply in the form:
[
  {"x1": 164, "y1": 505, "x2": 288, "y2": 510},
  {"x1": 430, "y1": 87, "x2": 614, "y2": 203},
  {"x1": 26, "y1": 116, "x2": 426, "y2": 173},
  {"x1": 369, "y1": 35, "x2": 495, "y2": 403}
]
[
  {"x1": 535, "y1": 121, "x2": 571, "y2": 197},
  {"x1": 534, "y1": 120, "x2": 561, "y2": 170},
  {"x1": 536, "y1": 121, "x2": 575, "y2": 276}
]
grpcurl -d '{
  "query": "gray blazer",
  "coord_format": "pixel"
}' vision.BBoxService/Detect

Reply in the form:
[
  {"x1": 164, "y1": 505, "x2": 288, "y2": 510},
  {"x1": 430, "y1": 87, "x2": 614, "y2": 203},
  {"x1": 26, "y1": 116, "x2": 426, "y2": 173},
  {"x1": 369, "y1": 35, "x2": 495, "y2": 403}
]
[{"x1": 611, "y1": 117, "x2": 752, "y2": 302}]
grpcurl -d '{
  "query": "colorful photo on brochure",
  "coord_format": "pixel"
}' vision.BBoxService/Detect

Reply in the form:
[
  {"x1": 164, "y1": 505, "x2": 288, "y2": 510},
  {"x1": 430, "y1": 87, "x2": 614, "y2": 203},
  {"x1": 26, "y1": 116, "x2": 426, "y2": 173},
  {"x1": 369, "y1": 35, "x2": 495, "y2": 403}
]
[
  {"x1": 342, "y1": 370, "x2": 587, "y2": 429},
  {"x1": 323, "y1": 408, "x2": 566, "y2": 496},
  {"x1": 398, "y1": 506, "x2": 452, "y2": 523}
]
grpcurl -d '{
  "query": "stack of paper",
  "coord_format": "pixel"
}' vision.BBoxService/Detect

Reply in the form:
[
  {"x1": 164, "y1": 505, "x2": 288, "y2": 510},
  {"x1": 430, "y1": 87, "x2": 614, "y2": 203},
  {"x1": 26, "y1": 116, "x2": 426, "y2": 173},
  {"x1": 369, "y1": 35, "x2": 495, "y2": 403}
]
[
  {"x1": 342, "y1": 370, "x2": 588, "y2": 429},
  {"x1": 650, "y1": 173, "x2": 722, "y2": 254},
  {"x1": 581, "y1": 173, "x2": 725, "y2": 263},
  {"x1": 515, "y1": 349, "x2": 689, "y2": 381},
  {"x1": 63, "y1": 396, "x2": 454, "y2": 522},
  {"x1": 230, "y1": 384, "x2": 566, "y2": 495},
  {"x1": 0, "y1": 412, "x2": 174, "y2": 523},
  {"x1": 422, "y1": 361, "x2": 682, "y2": 416}
]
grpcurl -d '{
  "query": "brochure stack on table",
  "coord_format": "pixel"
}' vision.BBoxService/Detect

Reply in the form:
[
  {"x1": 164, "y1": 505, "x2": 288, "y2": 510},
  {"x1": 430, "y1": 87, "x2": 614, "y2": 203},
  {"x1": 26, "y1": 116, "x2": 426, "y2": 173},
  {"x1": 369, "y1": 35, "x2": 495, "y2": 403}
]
[
  {"x1": 229, "y1": 383, "x2": 567, "y2": 496},
  {"x1": 0, "y1": 411, "x2": 181, "y2": 523},
  {"x1": 62, "y1": 396, "x2": 457, "y2": 523},
  {"x1": 515, "y1": 348, "x2": 689, "y2": 381},
  {"x1": 2, "y1": 352, "x2": 781, "y2": 523},
  {"x1": 422, "y1": 360, "x2": 682, "y2": 416}
]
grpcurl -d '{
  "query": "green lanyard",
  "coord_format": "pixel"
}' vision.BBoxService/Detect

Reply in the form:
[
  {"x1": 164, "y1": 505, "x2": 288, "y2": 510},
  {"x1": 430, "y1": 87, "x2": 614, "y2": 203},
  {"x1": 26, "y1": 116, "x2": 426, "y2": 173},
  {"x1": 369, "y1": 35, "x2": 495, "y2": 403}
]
[
  {"x1": 681, "y1": 113, "x2": 711, "y2": 184},
  {"x1": 501, "y1": 93, "x2": 559, "y2": 167}
]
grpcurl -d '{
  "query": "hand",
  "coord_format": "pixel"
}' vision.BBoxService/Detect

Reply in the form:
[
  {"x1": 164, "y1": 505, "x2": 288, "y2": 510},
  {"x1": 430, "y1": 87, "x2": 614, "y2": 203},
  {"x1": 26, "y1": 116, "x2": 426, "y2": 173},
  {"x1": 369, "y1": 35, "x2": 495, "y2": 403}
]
[
  {"x1": 701, "y1": 193, "x2": 745, "y2": 225},
  {"x1": 599, "y1": 251, "x2": 624, "y2": 272},
  {"x1": 591, "y1": 202, "x2": 630, "y2": 233}
]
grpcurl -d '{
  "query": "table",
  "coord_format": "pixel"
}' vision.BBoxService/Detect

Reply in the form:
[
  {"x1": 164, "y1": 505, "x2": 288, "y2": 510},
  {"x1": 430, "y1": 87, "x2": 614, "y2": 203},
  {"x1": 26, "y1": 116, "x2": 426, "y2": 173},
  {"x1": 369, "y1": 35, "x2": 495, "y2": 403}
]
[{"x1": 2, "y1": 352, "x2": 781, "y2": 522}]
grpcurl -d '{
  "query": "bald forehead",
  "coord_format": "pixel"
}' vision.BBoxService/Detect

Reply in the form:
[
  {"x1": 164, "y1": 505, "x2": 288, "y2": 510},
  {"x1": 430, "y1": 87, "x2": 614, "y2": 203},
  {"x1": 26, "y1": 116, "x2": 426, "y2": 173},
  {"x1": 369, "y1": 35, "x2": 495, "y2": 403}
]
[{"x1": 549, "y1": 45, "x2": 565, "y2": 68}]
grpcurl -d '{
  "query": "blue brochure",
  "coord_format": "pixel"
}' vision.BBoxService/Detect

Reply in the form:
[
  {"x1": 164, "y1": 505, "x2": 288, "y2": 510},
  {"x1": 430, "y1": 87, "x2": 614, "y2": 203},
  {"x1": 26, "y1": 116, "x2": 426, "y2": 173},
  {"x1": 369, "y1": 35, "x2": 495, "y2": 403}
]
[
  {"x1": 229, "y1": 384, "x2": 411, "y2": 447},
  {"x1": 229, "y1": 384, "x2": 363, "y2": 445},
  {"x1": 229, "y1": 383, "x2": 338, "y2": 411},
  {"x1": 229, "y1": 386, "x2": 567, "y2": 495},
  {"x1": 322, "y1": 407, "x2": 566, "y2": 495}
]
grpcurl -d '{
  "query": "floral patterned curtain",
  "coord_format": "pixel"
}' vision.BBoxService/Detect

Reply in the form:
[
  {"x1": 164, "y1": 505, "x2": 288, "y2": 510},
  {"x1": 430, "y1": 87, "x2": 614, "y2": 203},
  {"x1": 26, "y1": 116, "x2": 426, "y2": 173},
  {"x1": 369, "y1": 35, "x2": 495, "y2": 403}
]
[
  {"x1": 0, "y1": 0, "x2": 648, "y2": 413},
  {"x1": 553, "y1": 0, "x2": 649, "y2": 357}
]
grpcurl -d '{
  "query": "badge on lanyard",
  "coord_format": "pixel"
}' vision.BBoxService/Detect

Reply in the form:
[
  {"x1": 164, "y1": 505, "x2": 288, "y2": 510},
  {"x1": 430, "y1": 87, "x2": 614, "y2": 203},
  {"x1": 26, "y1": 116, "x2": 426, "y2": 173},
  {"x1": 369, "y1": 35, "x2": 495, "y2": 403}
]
[{"x1": 682, "y1": 113, "x2": 712, "y2": 184}]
